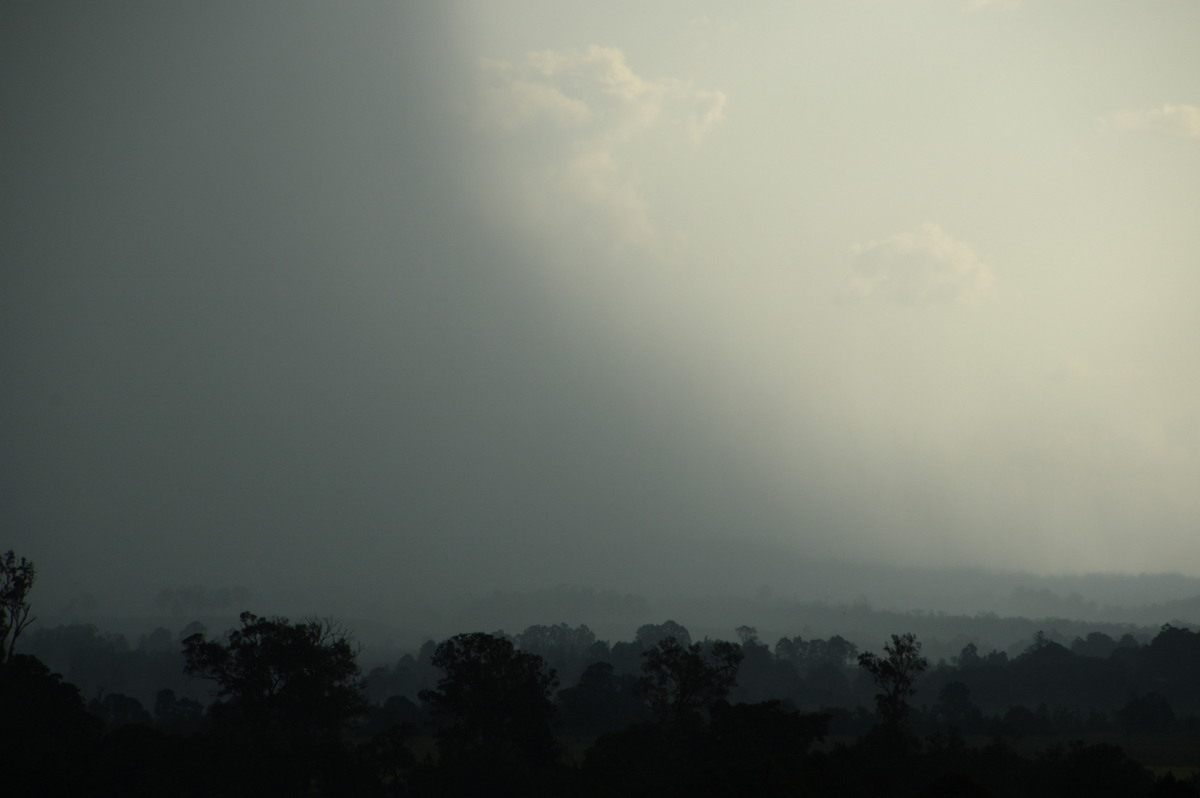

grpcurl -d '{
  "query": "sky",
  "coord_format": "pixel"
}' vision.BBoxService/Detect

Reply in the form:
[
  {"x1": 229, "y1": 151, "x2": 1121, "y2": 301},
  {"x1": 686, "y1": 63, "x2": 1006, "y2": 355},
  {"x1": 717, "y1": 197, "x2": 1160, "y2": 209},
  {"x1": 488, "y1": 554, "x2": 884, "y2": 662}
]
[{"x1": 3, "y1": 1, "x2": 1199, "y2": 615}]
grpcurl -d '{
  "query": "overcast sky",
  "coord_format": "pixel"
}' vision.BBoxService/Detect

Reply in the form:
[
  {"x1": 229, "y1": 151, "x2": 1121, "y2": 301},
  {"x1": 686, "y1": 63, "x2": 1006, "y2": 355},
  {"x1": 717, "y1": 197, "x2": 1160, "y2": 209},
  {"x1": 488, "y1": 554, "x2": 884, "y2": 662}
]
[{"x1": 4, "y1": 1, "x2": 1199, "y2": 612}]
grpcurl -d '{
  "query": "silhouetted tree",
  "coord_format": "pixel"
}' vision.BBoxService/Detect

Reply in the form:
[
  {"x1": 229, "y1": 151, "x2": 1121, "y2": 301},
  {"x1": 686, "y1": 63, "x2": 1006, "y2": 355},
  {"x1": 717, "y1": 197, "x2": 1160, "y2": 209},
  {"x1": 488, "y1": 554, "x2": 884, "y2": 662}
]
[
  {"x1": 935, "y1": 681, "x2": 982, "y2": 732},
  {"x1": 137, "y1": 626, "x2": 175, "y2": 654},
  {"x1": 635, "y1": 620, "x2": 692, "y2": 649},
  {"x1": 419, "y1": 632, "x2": 562, "y2": 781},
  {"x1": 954, "y1": 642, "x2": 983, "y2": 669},
  {"x1": 1142, "y1": 625, "x2": 1200, "y2": 713},
  {"x1": 858, "y1": 632, "x2": 928, "y2": 728},
  {"x1": 638, "y1": 637, "x2": 743, "y2": 726},
  {"x1": 183, "y1": 612, "x2": 365, "y2": 740},
  {"x1": 1021, "y1": 629, "x2": 1072, "y2": 659},
  {"x1": 0, "y1": 654, "x2": 101, "y2": 795},
  {"x1": 558, "y1": 661, "x2": 647, "y2": 736},
  {"x1": 730, "y1": 631, "x2": 782, "y2": 704},
  {"x1": 516, "y1": 622, "x2": 597, "y2": 686},
  {"x1": 609, "y1": 639, "x2": 645, "y2": 675},
  {"x1": 153, "y1": 688, "x2": 204, "y2": 734},
  {"x1": 363, "y1": 694, "x2": 423, "y2": 736},
  {"x1": 1, "y1": 549, "x2": 36, "y2": 663},
  {"x1": 1072, "y1": 631, "x2": 1119, "y2": 659},
  {"x1": 775, "y1": 633, "x2": 858, "y2": 671},
  {"x1": 182, "y1": 612, "x2": 366, "y2": 795},
  {"x1": 517, "y1": 622, "x2": 596, "y2": 658}
]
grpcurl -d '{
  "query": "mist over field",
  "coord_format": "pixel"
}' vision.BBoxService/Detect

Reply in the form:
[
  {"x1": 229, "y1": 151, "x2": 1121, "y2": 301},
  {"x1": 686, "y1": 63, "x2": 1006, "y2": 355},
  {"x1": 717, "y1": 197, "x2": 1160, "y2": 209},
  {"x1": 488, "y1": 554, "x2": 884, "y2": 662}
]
[{"x1": 4, "y1": 1, "x2": 1199, "y2": 634}]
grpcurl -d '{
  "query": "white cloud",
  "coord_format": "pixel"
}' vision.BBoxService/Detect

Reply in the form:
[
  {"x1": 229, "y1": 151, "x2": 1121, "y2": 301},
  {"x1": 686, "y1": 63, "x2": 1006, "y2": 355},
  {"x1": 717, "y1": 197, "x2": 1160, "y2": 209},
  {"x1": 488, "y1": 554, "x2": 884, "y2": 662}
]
[
  {"x1": 686, "y1": 89, "x2": 727, "y2": 146},
  {"x1": 1105, "y1": 104, "x2": 1200, "y2": 139},
  {"x1": 476, "y1": 46, "x2": 725, "y2": 251},
  {"x1": 848, "y1": 223, "x2": 996, "y2": 305},
  {"x1": 478, "y1": 59, "x2": 592, "y2": 131},
  {"x1": 563, "y1": 146, "x2": 659, "y2": 249}
]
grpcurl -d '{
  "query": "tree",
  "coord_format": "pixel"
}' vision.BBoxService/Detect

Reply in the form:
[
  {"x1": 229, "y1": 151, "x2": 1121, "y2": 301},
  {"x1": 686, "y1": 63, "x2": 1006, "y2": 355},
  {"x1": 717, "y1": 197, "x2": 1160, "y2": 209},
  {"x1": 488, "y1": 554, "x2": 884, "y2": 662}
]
[
  {"x1": 558, "y1": 661, "x2": 647, "y2": 736},
  {"x1": 639, "y1": 637, "x2": 743, "y2": 725},
  {"x1": 182, "y1": 612, "x2": 366, "y2": 744},
  {"x1": 1, "y1": 550, "x2": 36, "y2": 663},
  {"x1": 419, "y1": 633, "x2": 562, "y2": 794},
  {"x1": 1071, "y1": 631, "x2": 1118, "y2": 659},
  {"x1": 0, "y1": 654, "x2": 101, "y2": 795},
  {"x1": 954, "y1": 642, "x2": 983, "y2": 669},
  {"x1": 857, "y1": 632, "x2": 927, "y2": 727},
  {"x1": 516, "y1": 622, "x2": 597, "y2": 686},
  {"x1": 635, "y1": 620, "x2": 692, "y2": 649},
  {"x1": 419, "y1": 632, "x2": 561, "y2": 768},
  {"x1": 775, "y1": 634, "x2": 858, "y2": 672},
  {"x1": 935, "y1": 681, "x2": 982, "y2": 732},
  {"x1": 732, "y1": 629, "x2": 780, "y2": 704},
  {"x1": 1021, "y1": 629, "x2": 1071, "y2": 660},
  {"x1": 735, "y1": 625, "x2": 758, "y2": 645},
  {"x1": 516, "y1": 622, "x2": 596, "y2": 659},
  {"x1": 182, "y1": 612, "x2": 367, "y2": 796},
  {"x1": 153, "y1": 689, "x2": 204, "y2": 734}
]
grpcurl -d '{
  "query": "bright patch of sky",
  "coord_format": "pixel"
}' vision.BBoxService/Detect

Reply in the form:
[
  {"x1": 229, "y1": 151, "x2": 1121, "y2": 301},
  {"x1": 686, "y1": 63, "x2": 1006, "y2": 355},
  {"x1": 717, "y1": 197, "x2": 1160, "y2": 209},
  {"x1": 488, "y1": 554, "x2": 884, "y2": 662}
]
[{"x1": 455, "y1": 0, "x2": 1200, "y2": 574}]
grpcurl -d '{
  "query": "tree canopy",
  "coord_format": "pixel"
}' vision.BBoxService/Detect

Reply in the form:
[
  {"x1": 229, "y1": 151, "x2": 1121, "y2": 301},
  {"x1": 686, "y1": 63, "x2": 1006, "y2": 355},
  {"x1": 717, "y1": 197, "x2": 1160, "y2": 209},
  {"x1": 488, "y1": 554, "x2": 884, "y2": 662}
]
[
  {"x1": 638, "y1": 636, "x2": 744, "y2": 726},
  {"x1": 419, "y1": 632, "x2": 563, "y2": 792},
  {"x1": 858, "y1": 632, "x2": 928, "y2": 727},
  {"x1": 182, "y1": 611, "x2": 365, "y2": 744}
]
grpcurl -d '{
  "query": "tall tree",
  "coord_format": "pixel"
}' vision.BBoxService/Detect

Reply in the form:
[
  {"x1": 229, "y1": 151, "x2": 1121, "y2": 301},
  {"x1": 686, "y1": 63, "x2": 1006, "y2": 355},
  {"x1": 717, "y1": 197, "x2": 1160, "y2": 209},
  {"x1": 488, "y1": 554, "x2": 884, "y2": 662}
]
[
  {"x1": 635, "y1": 620, "x2": 692, "y2": 649},
  {"x1": 1, "y1": 550, "x2": 36, "y2": 663},
  {"x1": 420, "y1": 632, "x2": 560, "y2": 769},
  {"x1": 183, "y1": 611, "x2": 367, "y2": 797},
  {"x1": 857, "y1": 632, "x2": 927, "y2": 728},
  {"x1": 0, "y1": 653, "x2": 101, "y2": 795},
  {"x1": 638, "y1": 636, "x2": 743, "y2": 726},
  {"x1": 182, "y1": 612, "x2": 366, "y2": 742}
]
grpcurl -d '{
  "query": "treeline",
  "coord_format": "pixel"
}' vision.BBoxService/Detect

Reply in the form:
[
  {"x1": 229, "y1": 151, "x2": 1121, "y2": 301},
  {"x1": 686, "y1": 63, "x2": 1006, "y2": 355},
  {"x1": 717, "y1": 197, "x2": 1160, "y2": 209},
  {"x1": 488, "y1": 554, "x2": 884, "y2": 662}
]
[
  {"x1": 15, "y1": 615, "x2": 1170, "y2": 728},
  {"x1": 17, "y1": 621, "x2": 206, "y2": 708},
  {"x1": 9, "y1": 615, "x2": 1200, "y2": 795},
  {"x1": 359, "y1": 620, "x2": 1200, "y2": 737},
  {"x1": 8, "y1": 549, "x2": 1200, "y2": 797}
]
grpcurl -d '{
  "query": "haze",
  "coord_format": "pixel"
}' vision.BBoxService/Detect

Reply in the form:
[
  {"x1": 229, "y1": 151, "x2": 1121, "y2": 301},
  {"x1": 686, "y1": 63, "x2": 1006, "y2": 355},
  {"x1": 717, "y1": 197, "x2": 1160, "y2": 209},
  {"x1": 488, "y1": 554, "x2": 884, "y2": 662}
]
[{"x1": 4, "y1": 1, "x2": 1198, "y2": 621}]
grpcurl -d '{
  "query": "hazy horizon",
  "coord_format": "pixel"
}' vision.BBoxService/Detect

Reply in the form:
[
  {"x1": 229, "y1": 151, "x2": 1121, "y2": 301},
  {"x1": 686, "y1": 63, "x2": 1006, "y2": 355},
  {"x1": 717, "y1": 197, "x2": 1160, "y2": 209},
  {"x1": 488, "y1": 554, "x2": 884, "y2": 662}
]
[{"x1": 4, "y1": 2, "x2": 1198, "y2": 618}]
